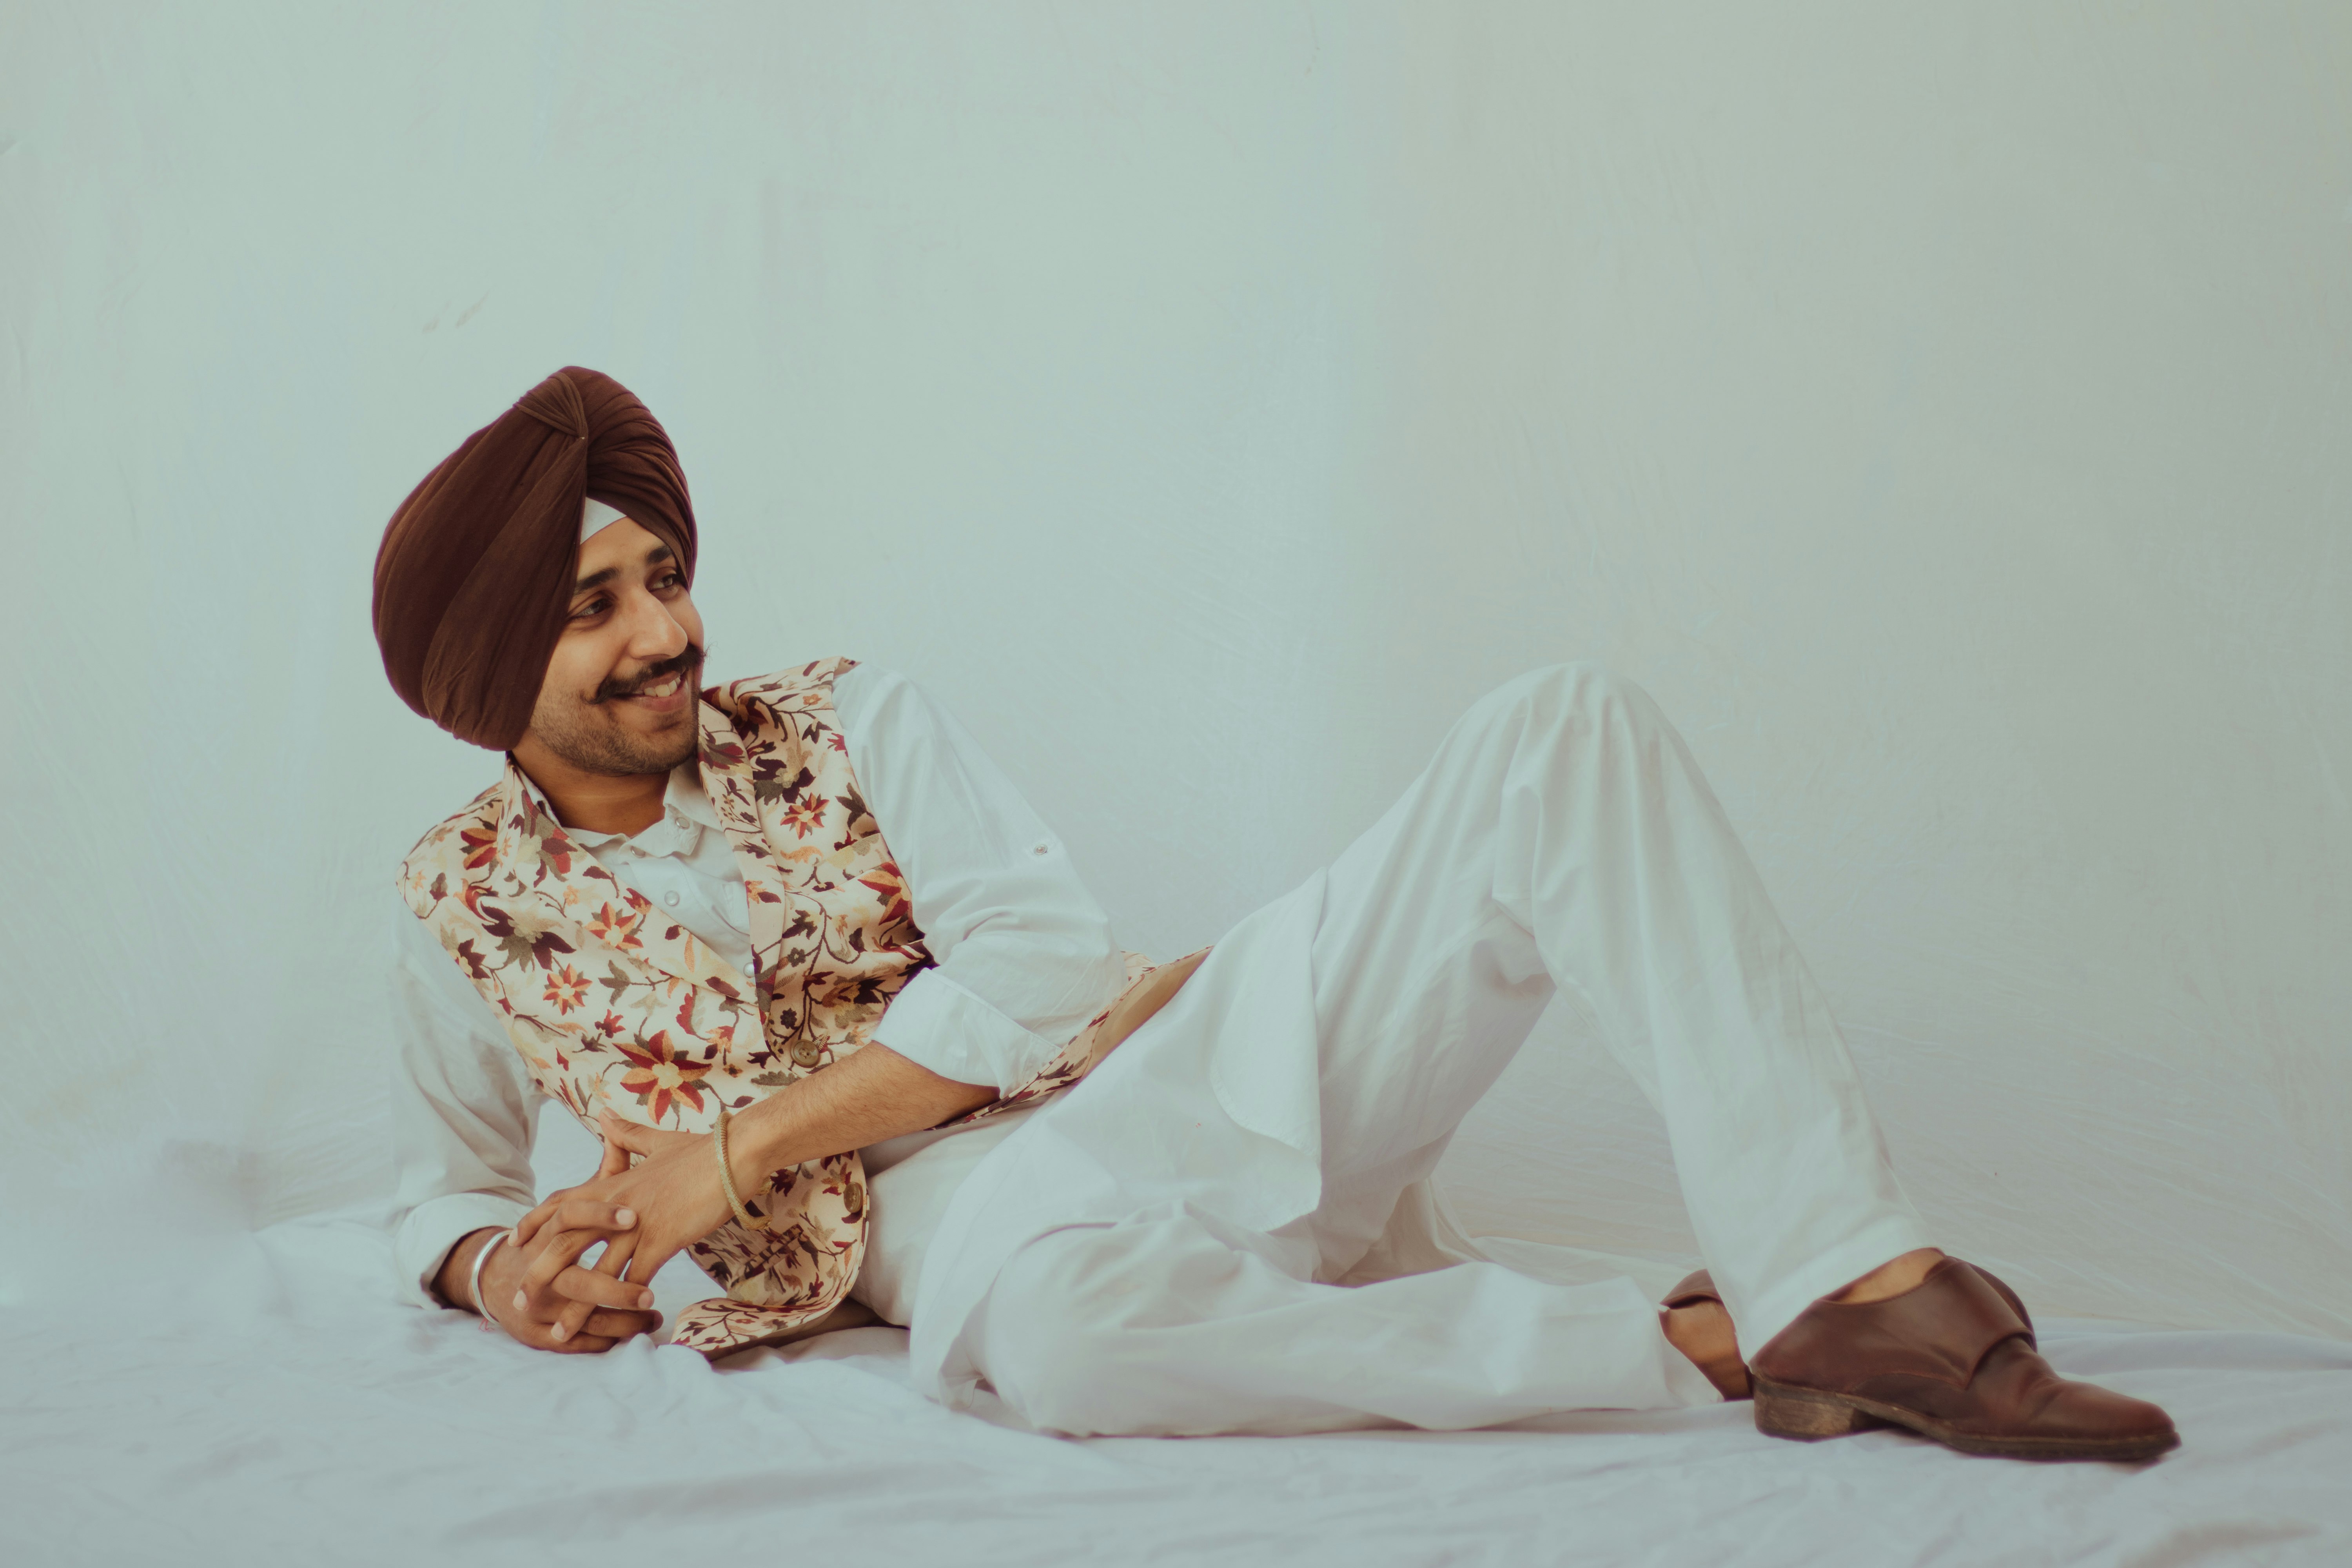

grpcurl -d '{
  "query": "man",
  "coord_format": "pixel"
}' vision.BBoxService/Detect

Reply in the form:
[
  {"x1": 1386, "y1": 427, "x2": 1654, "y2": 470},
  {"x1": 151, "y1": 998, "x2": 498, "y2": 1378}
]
[{"x1": 378, "y1": 366, "x2": 2177, "y2": 1460}]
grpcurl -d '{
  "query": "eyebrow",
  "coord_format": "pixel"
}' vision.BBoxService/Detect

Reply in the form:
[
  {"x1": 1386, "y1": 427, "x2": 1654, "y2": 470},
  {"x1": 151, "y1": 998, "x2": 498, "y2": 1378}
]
[{"x1": 572, "y1": 543, "x2": 675, "y2": 597}]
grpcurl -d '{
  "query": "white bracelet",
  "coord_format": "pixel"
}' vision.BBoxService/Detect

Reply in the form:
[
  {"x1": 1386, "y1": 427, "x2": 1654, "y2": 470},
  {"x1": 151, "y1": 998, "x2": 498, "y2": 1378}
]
[{"x1": 467, "y1": 1228, "x2": 511, "y2": 1334}]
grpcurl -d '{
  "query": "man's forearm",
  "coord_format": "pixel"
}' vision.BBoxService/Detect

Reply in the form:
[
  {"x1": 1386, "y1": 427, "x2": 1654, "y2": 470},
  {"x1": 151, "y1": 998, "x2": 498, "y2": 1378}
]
[{"x1": 729, "y1": 1042, "x2": 995, "y2": 1180}]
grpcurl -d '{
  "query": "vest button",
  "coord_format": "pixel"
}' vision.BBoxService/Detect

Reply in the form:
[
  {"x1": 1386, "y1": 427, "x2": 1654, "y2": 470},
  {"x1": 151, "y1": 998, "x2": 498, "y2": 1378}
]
[{"x1": 791, "y1": 1042, "x2": 824, "y2": 1068}]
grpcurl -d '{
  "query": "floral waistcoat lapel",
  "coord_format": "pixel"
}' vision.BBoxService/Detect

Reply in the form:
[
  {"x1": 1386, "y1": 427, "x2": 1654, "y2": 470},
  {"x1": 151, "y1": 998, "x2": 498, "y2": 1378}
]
[{"x1": 692, "y1": 668, "x2": 926, "y2": 1078}]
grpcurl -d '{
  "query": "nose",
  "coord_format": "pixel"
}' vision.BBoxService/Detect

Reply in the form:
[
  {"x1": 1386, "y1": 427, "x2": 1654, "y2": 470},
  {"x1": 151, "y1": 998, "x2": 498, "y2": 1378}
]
[{"x1": 617, "y1": 587, "x2": 689, "y2": 662}]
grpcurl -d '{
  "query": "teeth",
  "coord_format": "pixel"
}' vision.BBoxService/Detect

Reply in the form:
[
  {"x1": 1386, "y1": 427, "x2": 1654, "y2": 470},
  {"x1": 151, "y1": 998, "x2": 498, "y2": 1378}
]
[{"x1": 633, "y1": 674, "x2": 682, "y2": 699}]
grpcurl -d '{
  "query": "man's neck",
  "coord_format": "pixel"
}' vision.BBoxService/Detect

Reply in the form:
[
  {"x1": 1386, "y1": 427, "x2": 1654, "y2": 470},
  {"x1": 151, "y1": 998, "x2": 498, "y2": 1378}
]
[{"x1": 510, "y1": 740, "x2": 672, "y2": 837}]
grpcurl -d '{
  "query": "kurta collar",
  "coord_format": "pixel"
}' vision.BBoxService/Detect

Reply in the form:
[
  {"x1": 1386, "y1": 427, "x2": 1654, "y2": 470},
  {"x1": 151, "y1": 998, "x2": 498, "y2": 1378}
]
[
  {"x1": 487, "y1": 715, "x2": 758, "y2": 998},
  {"x1": 537, "y1": 761, "x2": 727, "y2": 859}
]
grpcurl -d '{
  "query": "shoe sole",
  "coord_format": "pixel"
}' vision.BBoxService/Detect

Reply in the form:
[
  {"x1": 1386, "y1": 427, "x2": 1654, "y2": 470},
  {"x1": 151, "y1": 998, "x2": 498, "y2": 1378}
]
[{"x1": 1751, "y1": 1374, "x2": 2180, "y2": 1463}]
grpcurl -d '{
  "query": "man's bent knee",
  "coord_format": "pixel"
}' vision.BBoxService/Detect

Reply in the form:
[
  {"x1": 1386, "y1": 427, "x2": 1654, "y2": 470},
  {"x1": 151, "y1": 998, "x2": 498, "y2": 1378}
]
[
  {"x1": 973, "y1": 1227, "x2": 1153, "y2": 1435},
  {"x1": 975, "y1": 1220, "x2": 1283, "y2": 1437},
  {"x1": 1461, "y1": 662, "x2": 1662, "y2": 753}
]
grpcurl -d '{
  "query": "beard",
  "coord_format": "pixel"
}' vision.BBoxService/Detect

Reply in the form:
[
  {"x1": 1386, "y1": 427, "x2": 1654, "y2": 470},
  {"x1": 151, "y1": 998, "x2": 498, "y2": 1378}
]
[{"x1": 526, "y1": 644, "x2": 705, "y2": 777}]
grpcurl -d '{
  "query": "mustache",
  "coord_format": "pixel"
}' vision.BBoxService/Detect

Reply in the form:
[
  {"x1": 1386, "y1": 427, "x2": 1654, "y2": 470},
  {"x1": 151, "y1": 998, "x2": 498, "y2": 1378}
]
[{"x1": 590, "y1": 643, "x2": 706, "y2": 704}]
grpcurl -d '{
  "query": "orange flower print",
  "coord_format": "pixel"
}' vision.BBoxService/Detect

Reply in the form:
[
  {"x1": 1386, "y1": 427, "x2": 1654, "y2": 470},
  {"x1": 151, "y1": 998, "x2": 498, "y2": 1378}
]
[
  {"x1": 586, "y1": 902, "x2": 644, "y2": 951},
  {"x1": 857, "y1": 863, "x2": 914, "y2": 933},
  {"x1": 615, "y1": 1030, "x2": 710, "y2": 1124},
  {"x1": 779, "y1": 797, "x2": 825, "y2": 840},
  {"x1": 459, "y1": 826, "x2": 498, "y2": 871},
  {"x1": 543, "y1": 964, "x2": 590, "y2": 1014}
]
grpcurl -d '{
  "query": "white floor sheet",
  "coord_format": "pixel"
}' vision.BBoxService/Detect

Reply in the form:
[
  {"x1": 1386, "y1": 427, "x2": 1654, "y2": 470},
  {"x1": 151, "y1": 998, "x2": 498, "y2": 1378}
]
[{"x1": 7, "y1": 1203, "x2": 2347, "y2": 1568}]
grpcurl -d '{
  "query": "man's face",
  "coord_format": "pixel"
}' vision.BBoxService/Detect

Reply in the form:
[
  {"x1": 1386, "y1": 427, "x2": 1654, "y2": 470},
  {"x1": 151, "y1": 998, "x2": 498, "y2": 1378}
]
[{"x1": 523, "y1": 517, "x2": 707, "y2": 777}]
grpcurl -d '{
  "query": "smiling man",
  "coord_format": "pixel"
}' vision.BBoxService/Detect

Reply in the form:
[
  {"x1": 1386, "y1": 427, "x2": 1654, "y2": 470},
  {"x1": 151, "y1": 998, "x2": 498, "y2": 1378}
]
[{"x1": 374, "y1": 366, "x2": 2177, "y2": 1461}]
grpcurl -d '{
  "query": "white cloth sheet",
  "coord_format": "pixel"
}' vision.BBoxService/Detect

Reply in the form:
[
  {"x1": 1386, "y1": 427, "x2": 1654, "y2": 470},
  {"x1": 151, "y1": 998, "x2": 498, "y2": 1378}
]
[{"x1": 4, "y1": 1207, "x2": 2345, "y2": 1567}]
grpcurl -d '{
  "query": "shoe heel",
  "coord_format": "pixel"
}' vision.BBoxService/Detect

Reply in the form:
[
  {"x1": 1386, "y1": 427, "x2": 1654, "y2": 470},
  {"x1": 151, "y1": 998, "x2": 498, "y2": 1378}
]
[{"x1": 1753, "y1": 1378, "x2": 1881, "y2": 1442}]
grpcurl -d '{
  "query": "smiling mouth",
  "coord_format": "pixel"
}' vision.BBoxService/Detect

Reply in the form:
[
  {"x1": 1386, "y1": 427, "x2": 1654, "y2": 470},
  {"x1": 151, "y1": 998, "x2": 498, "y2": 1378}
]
[
  {"x1": 623, "y1": 672, "x2": 688, "y2": 700},
  {"x1": 592, "y1": 645, "x2": 705, "y2": 707}
]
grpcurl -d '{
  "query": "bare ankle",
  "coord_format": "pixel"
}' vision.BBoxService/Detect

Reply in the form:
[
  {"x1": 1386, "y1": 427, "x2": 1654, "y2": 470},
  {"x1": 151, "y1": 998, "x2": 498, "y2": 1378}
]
[
  {"x1": 1661, "y1": 1301, "x2": 1750, "y2": 1399},
  {"x1": 1830, "y1": 1247, "x2": 1946, "y2": 1305}
]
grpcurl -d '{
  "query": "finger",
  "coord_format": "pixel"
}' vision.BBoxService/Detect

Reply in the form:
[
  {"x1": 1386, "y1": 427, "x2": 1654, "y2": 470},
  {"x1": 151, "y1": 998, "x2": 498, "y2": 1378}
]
[
  {"x1": 595, "y1": 1111, "x2": 636, "y2": 1177},
  {"x1": 512, "y1": 1205, "x2": 637, "y2": 1306},
  {"x1": 511, "y1": 1198, "x2": 557, "y2": 1250},
  {"x1": 599, "y1": 1112, "x2": 659, "y2": 1158},
  {"x1": 554, "y1": 1232, "x2": 642, "y2": 1343},
  {"x1": 546, "y1": 1305, "x2": 659, "y2": 1347},
  {"x1": 517, "y1": 1226, "x2": 608, "y2": 1309},
  {"x1": 497, "y1": 1304, "x2": 614, "y2": 1355},
  {"x1": 552, "y1": 1198, "x2": 638, "y2": 1236},
  {"x1": 511, "y1": 1187, "x2": 581, "y2": 1250},
  {"x1": 551, "y1": 1261, "x2": 658, "y2": 1313},
  {"x1": 579, "y1": 1308, "x2": 662, "y2": 1343}
]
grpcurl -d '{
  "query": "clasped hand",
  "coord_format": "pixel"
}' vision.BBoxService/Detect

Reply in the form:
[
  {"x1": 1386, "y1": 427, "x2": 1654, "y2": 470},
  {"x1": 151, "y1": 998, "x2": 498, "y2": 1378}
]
[{"x1": 491, "y1": 1111, "x2": 724, "y2": 1350}]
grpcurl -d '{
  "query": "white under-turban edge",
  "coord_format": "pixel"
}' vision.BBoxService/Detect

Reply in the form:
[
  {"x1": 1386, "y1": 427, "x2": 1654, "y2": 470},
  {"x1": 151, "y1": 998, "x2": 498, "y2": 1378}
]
[{"x1": 581, "y1": 497, "x2": 628, "y2": 543}]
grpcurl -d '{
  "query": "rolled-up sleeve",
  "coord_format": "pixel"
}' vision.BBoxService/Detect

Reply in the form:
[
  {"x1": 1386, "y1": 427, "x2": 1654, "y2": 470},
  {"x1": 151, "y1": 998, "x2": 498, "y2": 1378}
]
[
  {"x1": 835, "y1": 664, "x2": 1128, "y2": 1093},
  {"x1": 386, "y1": 902, "x2": 541, "y2": 1307}
]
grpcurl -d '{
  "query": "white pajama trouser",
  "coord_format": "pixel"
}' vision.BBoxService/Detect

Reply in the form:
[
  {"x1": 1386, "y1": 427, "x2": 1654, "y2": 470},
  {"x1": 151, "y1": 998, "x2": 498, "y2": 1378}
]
[{"x1": 966, "y1": 664, "x2": 1933, "y2": 1437}]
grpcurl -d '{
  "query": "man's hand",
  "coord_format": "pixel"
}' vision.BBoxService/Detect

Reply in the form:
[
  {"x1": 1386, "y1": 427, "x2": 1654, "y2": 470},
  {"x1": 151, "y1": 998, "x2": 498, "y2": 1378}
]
[
  {"x1": 506, "y1": 1113, "x2": 742, "y2": 1344},
  {"x1": 436, "y1": 1219, "x2": 662, "y2": 1353},
  {"x1": 510, "y1": 1043, "x2": 1001, "y2": 1344}
]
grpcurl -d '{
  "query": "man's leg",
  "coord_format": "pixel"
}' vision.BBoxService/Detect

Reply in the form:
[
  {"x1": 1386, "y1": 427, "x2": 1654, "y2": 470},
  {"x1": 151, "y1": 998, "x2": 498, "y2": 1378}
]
[
  {"x1": 977, "y1": 662, "x2": 1914, "y2": 1436},
  {"x1": 1293, "y1": 662, "x2": 2171, "y2": 1461},
  {"x1": 975, "y1": 1210, "x2": 1712, "y2": 1436},
  {"x1": 975, "y1": 664, "x2": 2168, "y2": 1453},
  {"x1": 1304, "y1": 661, "x2": 1930, "y2": 1352}
]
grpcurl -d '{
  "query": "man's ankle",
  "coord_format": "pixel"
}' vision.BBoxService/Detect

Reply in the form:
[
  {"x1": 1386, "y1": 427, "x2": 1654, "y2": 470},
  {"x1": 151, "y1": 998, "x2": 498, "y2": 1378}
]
[{"x1": 1661, "y1": 1301, "x2": 1750, "y2": 1398}]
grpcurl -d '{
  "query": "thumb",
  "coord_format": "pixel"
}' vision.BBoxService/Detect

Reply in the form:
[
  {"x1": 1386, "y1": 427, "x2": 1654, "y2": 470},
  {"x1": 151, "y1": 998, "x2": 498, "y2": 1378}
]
[
  {"x1": 596, "y1": 1111, "x2": 637, "y2": 1176},
  {"x1": 599, "y1": 1110, "x2": 659, "y2": 1158}
]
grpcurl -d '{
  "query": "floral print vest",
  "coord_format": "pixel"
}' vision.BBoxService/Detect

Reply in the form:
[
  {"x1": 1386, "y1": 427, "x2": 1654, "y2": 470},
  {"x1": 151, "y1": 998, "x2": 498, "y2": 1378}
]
[{"x1": 399, "y1": 657, "x2": 1153, "y2": 1359}]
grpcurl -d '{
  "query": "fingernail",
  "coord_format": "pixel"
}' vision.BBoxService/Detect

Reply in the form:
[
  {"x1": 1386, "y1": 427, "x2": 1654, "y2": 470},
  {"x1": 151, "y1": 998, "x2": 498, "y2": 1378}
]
[
  {"x1": 616, "y1": 1208, "x2": 637, "y2": 1227},
  {"x1": 638, "y1": 1290, "x2": 655, "y2": 1309},
  {"x1": 503, "y1": 1229, "x2": 519, "y2": 1247},
  {"x1": 551, "y1": 1322, "x2": 568, "y2": 1342},
  {"x1": 512, "y1": 1290, "x2": 527, "y2": 1310}
]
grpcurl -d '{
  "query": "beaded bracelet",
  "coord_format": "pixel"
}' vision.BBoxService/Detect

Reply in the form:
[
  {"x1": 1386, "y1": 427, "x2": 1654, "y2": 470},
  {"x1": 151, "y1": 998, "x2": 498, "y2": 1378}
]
[{"x1": 712, "y1": 1107, "x2": 766, "y2": 1231}]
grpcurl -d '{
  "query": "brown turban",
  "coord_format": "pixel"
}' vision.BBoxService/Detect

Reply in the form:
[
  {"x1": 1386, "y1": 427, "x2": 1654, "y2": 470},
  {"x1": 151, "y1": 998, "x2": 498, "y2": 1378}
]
[{"x1": 372, "y1": 367, "x2": 697, "y2": 750}]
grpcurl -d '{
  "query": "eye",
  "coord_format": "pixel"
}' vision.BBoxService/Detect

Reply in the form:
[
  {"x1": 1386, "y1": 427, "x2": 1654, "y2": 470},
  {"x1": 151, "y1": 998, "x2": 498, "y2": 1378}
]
[
  {"x1": 653, "y1": 571, "x2": 684, "y2": 593},
  {"x1": 570, "y1": 596, "x2": 611, "y2": 621}
]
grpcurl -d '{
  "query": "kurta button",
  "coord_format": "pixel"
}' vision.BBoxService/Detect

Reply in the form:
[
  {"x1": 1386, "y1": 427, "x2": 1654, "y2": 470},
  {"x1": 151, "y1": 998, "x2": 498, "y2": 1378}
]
[{"x1": 663, "y1": 891, "x2": 681, "y2": 906}]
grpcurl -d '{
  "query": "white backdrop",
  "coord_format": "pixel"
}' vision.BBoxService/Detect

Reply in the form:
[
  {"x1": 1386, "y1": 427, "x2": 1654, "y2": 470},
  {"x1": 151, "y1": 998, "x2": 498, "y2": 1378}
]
[{"x1": 3, "y1": 3, "x2": 2345, "y2": 1339}]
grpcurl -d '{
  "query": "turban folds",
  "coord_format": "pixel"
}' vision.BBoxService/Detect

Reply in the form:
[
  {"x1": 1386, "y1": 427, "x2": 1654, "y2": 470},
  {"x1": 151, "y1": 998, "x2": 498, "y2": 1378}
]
[{"x1": 373, "y1": 367, "x2": 697, "y2": 750}]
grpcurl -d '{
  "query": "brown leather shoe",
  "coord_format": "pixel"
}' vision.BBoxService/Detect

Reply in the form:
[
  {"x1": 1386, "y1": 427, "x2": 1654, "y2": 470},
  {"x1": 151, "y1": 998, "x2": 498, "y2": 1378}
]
[
  {"x1": 1746, "y1": 1256, "x2": 2179, "y2": 1461},
  {"x1": 1664, "y1": 1261, "x2": 2037, "y2": 1349}
]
